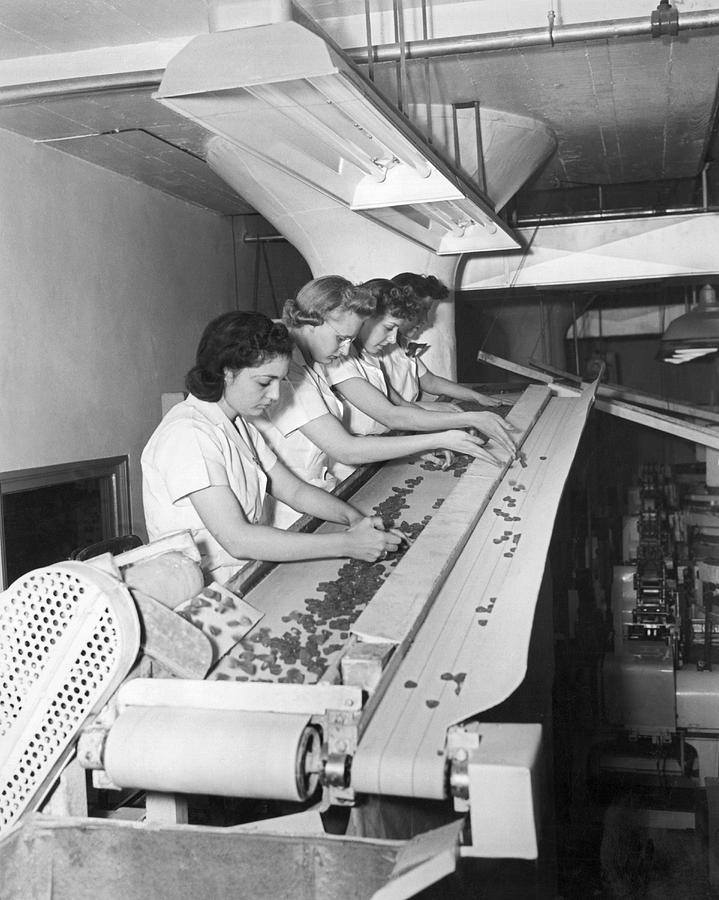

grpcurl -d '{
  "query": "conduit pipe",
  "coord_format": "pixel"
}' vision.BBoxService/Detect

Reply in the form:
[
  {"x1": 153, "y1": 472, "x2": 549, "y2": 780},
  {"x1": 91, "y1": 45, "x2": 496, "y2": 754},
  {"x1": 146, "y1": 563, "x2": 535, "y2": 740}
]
[
  {"x1": 514, "y1": 204, "x2": 719, "y2": 228},
  {"x1": 347, "y1": 9, "x2": 719, "y2": 63},
  {"x1": 2, "y1": 10, "x2": 719, "y2": 106}
]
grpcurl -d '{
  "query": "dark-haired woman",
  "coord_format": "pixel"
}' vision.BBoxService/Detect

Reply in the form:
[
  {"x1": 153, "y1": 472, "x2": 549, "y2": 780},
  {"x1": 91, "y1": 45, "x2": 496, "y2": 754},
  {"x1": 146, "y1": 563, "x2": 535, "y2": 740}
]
[
  {"x1": 321, "y1": 279, "x2": 516, "y2": 452},
  {"x1": 389, "y1": 272, "x2": 501, "y2": 408},
  {"x1": 253, "y1": 276, "x2": 501, "y2": 527},
  {"x1": 141, "y1": 311, "x2": 400, "y2": 583}
]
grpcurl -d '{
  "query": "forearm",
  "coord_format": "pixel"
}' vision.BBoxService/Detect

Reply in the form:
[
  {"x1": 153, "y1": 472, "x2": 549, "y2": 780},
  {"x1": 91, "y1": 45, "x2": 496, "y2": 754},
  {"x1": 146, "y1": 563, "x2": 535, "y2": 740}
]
[
  {"x1": 280, "y1": 479, "x2": 362, "y2": 526},
  {"x1": 331, "y1": 431, "x2": 450, "y2": 465},
  {"x1": 299, "y1": 412, "x2": 463, "y2": 466},
  {"x1": 224, "y1": 523, "x2": 353, "y2": 563},
  {"x1": 335, "y1": 383, "x2": 466, "y2": 433},
  {"x1": 189, "y1": 486, "x2": 355, "y2": 562},
  {"x1": 420, "y1": 371, "x2": 476, "y2": 401}
]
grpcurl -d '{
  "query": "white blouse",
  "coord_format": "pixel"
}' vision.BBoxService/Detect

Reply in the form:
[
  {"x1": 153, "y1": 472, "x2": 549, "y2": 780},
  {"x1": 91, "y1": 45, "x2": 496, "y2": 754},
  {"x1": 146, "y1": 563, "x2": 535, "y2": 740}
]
[
  {"x1": 322, "y1": 347, "x2": 391, "y2": 436},
  {"x1": 379, "y1": 341, "x2": 428, "y2": 402},
  {"x1": 142, "y1": 394, "x2": 276, "y2": 582},
  {"x1": 253, "y1": 347, "x2": 345, "y2": 527}
]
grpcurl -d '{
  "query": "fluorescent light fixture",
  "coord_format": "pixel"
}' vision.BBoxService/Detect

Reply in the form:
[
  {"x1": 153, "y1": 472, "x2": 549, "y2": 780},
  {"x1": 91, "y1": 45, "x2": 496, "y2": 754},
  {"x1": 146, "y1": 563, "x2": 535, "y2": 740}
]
[
  {"x1": 155, "y1": 15, "x2": 519, "y2": 254},
  {"x1": 658, "y1": 284, "x2": 719, "y2": 364}
]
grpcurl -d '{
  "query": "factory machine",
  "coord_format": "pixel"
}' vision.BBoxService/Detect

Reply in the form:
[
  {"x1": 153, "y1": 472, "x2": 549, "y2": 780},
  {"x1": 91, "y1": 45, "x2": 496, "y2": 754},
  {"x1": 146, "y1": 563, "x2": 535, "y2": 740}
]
[
  {"x1": 0, "y1": 382, "x2": 595, "y2": 899},
  {"x1": 600, "y1": 447, "x2": 719, "y2": 824}
]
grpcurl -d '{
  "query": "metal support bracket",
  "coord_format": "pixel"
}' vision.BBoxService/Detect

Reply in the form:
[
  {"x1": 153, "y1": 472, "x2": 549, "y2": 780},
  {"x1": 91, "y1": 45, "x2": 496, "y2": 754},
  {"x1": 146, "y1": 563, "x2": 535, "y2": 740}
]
[
  {"x1": 323, "y1": 708, "x2": 361, "y2": 806},
  {"x1": 651, "y1": 1, "x2": 679, "y2": 38}
]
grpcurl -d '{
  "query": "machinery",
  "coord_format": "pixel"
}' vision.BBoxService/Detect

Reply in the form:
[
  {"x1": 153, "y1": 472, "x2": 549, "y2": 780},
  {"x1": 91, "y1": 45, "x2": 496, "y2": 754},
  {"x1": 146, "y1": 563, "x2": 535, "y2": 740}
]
[
  {"x1": 601, "y1": 453, "x2": 719, "y2": 818},
  {"x1": 0, "y1": 382, "x2": 595, "y2": 899}
]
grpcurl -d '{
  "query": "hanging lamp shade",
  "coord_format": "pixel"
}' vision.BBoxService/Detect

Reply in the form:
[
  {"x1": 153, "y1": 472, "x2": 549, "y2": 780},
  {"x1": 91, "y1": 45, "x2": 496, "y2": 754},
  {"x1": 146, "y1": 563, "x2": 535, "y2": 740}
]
[{"x1": 658, "y1": 284, "x2": 719, "y2": 364}]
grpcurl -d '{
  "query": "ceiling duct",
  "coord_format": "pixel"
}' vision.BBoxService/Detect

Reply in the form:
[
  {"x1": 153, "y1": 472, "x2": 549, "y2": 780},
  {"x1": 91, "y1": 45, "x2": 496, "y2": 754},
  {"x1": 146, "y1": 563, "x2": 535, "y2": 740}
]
[{"x1": 155, "y1": 11, "x2": 520, "y2": 255}]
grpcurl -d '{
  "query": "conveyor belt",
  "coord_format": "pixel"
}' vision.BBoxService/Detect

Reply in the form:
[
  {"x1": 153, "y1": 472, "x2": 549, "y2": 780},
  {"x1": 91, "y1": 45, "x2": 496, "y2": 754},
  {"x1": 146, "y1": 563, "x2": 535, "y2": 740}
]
[
  {"x1": 209, "y1": 447, "x2": 480, "y2": 684},
  {"x1": 352, "y1": 386, "x2": 595, "y2": 799}
]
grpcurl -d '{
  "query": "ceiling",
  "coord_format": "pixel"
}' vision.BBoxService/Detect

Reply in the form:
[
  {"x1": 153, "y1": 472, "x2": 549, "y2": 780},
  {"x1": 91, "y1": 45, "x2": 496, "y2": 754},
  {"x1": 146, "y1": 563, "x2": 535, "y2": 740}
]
[{"x1": 1, "y1": 0, "x2": 718, "y2": 224}]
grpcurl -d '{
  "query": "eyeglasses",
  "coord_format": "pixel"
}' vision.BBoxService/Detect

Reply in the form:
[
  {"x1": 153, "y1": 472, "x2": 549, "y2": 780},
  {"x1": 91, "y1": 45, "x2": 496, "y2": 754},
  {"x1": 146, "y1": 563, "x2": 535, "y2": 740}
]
[{"x1": 324, "y1": 319, "x2": 354, "y2": 348}]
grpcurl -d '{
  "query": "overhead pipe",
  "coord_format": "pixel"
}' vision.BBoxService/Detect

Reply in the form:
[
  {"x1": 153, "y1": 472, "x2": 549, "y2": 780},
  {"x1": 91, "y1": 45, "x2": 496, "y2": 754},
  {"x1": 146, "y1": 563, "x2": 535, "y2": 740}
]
[
  {"x1": 345, "y1": 9, "x2": 719, "y2": 63},
  {"x1": 2, "y1": 9, "x2": 719, "y2": 107},
  {"x1": 514, "y1": 204, "x2": 719, "y2": 228},
  {"x1": 0, "y1": 70, "x2": 164, "y2": 105}
]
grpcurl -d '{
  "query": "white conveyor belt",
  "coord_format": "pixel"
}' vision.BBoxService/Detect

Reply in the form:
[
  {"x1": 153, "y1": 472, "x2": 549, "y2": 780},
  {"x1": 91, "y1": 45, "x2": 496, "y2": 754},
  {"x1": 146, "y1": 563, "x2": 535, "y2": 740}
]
[{"x1": 352, "y1": 386, "x2": 595, "y2": 799}]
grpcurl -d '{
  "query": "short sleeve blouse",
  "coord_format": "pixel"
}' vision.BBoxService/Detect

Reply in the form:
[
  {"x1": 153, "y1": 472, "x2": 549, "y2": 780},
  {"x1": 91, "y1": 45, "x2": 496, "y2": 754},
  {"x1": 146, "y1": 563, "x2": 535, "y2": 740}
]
[
  {"x1": 322, "y1": 348, "x2": 390, "y2": 436},
  {"x1": 379, "y1": 342, "x2": 428, "y2": 402},
  {"x1": 141, "y1": 394, "x2": 276, "y2": 582},
  {"x1": 253, "y1": 346, "x2": 342, "y2": 488}
]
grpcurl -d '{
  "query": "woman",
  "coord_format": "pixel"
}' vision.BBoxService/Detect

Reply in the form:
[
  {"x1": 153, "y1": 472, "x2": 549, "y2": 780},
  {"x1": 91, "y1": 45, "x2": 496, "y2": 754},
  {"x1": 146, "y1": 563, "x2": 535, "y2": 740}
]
[
  {"x1": 252, "y1": 276, "x2": 500, "y2": 527},
  {"x1": 317, "y1": 279, "x2": 423, "y2": 436},
  {"x1": 320, "y1": 279, "x2": 517, "y2": 450},
  {"x1": 388, "y1": 272, "x2": 502, "y2": 408},
  {"x1": 141, "y1": 311, "x2": 400, "y2": 583}
]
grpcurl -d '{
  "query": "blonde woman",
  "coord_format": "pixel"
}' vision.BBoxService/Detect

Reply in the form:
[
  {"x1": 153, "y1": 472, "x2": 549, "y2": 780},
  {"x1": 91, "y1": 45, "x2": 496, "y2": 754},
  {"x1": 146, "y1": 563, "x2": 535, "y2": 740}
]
[{"x1": 252, "y1": 276, "x2": 502, "y2": 527}]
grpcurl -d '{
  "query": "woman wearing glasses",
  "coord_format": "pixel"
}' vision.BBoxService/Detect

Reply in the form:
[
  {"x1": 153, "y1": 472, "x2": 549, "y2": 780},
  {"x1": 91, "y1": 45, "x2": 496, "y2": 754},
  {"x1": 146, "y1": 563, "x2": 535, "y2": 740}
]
[
  {"x1": 252, "y1": 276, "x2": 509, "y2": 527},
  {"x1": 141, "y1": 310, "x2": 401, "y2": 583}
]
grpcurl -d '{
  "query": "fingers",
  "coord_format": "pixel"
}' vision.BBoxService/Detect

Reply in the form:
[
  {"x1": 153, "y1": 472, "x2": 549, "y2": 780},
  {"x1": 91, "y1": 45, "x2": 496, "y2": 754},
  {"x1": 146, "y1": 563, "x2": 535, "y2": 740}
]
[
  {"x1": 454, "y1": 432, "x2": 503, "y2": 465},
  {"x1": 472, "y1": 447, "x2": 503, "y2": 467},
  {"x1": 474, "y1": 393, "x2": 502, "y2": 407},
  {"x1": 356, "y1": 517, "x2": 402, "y2": 560},
  {"x1": 387, "y1": 527, "x2": 412, "y2": 547},
  {"x1": 369, "y1": 528, "x2": 403, "y2": 562},
  {"x1": 473, "y1": 415, "x2": 517, "y2": 456}
]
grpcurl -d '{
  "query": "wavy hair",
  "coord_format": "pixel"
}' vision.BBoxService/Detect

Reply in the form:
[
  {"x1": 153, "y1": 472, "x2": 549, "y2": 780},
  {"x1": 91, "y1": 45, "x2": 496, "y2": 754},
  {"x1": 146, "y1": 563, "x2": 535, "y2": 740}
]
[
  {"x1": 283, "y1": 275, "x2": 376, "y2": 328},
  {"x1": 392, "y1": 272, "x2": 450, "y2": 303},
  {"x1": 185, "y1": 311, "x2": 293, "y2": 402},
  {"x1": 361, "y1": 278, "x2": 422, "y2": 322}
]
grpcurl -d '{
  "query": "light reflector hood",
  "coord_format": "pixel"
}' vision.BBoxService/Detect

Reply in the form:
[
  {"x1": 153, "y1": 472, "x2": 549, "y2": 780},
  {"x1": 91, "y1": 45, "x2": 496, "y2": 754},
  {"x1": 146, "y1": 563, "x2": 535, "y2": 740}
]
[{"x1": 155, "y1": 18, "x2": 519, "y2": 255}]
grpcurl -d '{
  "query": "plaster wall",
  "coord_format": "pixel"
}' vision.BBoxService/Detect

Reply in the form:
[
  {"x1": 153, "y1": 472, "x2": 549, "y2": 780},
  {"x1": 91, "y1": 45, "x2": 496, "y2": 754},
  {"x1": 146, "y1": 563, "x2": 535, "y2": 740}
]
[{"x1": 0, "y1": 127, "x2": 236, "y2": 538}]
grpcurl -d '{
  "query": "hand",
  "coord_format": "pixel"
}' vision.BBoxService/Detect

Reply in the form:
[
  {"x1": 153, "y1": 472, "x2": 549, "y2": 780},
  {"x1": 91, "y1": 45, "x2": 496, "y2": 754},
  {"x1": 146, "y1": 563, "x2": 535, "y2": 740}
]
[
  {"x1": 436, "y1": 449, "x2": 455, "y2": 470},
  {"x1": 439, "y1": 430, "x2": 504, "y2": 467},
  {"x1": 344, "y1": 516, "x2": 402, "y2": 562},
  {"x1": 470, "y1": 390, "x2": 503, "y2": 408},
  {"x1": 420, "y1": 449, "x2": 455, "y2": 470},
  {"x1": 466, "y1": 411, "x2": 517, "y2": 456}
]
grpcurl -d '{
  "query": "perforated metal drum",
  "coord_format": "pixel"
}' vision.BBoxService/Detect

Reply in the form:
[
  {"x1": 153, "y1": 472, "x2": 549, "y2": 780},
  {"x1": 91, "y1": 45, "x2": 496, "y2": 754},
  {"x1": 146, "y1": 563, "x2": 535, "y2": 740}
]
[{"x1": 0, "y1": 562, "x2": 140, "y2": 832}]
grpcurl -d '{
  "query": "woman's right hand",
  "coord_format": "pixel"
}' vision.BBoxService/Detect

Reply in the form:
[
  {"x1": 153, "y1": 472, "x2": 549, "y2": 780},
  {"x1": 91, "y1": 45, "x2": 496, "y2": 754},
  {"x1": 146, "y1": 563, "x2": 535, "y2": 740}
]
[
  {"x1": 439, "y1": 429, "x2": 504, "y2": 467},
  {"x1": 344, "y1": 516, "x2": 402, "y2": 562},
  {"x1": 465, "y1": 411, "x2": 517, "y2": 457}
]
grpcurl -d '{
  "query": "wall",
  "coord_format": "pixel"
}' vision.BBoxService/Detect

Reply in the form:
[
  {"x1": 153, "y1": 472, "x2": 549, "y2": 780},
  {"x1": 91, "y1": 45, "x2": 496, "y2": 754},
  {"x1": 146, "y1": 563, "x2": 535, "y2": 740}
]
[
  {"x1": 231, "y1": 215, "x2": 312, "y2": 319},
  {"x1": 0, "y1": 127, "x2": 236, "y2": 539}
]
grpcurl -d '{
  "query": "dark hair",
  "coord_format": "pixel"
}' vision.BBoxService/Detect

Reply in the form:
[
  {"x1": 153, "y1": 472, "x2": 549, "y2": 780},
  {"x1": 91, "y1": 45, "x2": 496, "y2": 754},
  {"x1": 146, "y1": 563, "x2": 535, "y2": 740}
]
[
  {"x1": 361, "y1": 278, "x2": 422, "y2": 322},
  {"x1": 392, "y1": 272, "x2": 450, "y2": 302},
  {"x1": 283, "y1": 275, "x2": 376, "y2": 327},
  {"x1": 185, "y1": 311, "x2": 293, "y2": 401}
]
